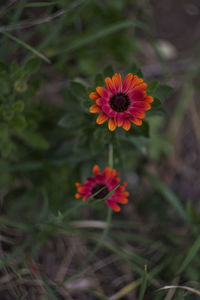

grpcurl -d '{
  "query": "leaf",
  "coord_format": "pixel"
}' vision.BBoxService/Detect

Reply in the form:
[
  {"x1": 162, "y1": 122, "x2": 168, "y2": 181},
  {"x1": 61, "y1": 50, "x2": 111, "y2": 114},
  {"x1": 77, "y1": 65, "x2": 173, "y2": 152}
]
[
  {"x1": 0, "y1": 76, "x2": 10, "y2": 95},
  {"x1": 178, "y1": 235, "x2": 200, "y2": 273},
  {"x1": 147, "y1": 97, "x2": 167, "y2": 115},
  {"x1": 12, "y1": 101, "x2": 24, "y2": 113},
  {"x1": 139, "y1": 265, "x2": 148, "y2": 300},
  {"x1": 23, "y1": 57, "x2": 41, "y2": 75},
  {"x1": 144, "y1": 169, "x2": 187, "y2": 221},
  {"x1": 69, "y1": 80, "x2": 88, "y2": 100},
  {"x1": 57, "y1": 20, "x2": 144, "y2": 54},
  {"x1": 186, "y1": 201, "x2": 200, "y2": 225},
  {"x1": 95, "y1": 73, "x2": 105, "y2": 86},
  {"x1": 58, "y1": 113, "x2": 83, "y2": 129},
  {"x1": 103, "y1": 65, "x2": 114, "y2": 77},
  {"x1": 131, "y1": 120, "x2": 150, "y2": 138},
  {"x1": 153, "y1": 84, "x2": 173, "y2": 102},
  {"x1": 146, "y1": 80, "x2": 159, "y2": 95},
  {"x1": 128, "y1": 62, "x2": 143, "y2": 77},
  {"x1": 22, "y1": 131, "x2": 49, "y2": 150},
  {"x1": 3, "y1": 32, "x2": 51, "y2": 64}
]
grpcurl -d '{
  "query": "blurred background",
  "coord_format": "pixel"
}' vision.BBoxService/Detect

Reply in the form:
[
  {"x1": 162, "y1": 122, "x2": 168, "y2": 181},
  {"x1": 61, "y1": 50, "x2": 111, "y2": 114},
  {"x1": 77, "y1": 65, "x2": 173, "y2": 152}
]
[{"x1": 0, "y1": 0, "x2": 200, "y2": 299}]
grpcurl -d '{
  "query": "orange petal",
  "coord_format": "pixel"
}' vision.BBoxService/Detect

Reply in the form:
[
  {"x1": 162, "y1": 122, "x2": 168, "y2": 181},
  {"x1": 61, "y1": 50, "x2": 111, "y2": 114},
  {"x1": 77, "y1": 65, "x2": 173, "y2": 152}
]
[
  {"x1": 82, "y1": 196, "x2": 87, "y2": 202},
  {"x1": 132, "y1": 76, "x2": 144, "y2": 87},
  {"x1": 130, "y1": 117, "x2": 142, "y2": 126},
  {"x1": 108, "y1": 118, "x2": 117, "y2": 131},
  {"x1": 105, "y1": 77, "x2": 115, "y2": 94},
  {"x1": 123, "y1": 181, "x2": 127, "y2": 187},
  {"x1": 123, "y1": 119, "x2": 131, "y2": 131},
  {"x1": 112, "y1": 73, "x2": 122, "y2": 93},
  {"x1": 115, "y1": 115, "x2": 123, "y2": 127},
  {"x1": 96, "y1": 87, "x2": 110, "y2": 99},
  {"x1": 122, "y1": 73, "x2": 134, "y2": 93},
  {"x1": 108, "y1": 201, "x2": 121, "y2": 212},
  {"x1": 123, "y1": 192, "x2": 130, "y2": 197},
  {"x1": 96, "y1": 113, "x2": 108, "y2": 124},
  {"x1": 75, "y1": 193, "x2": 81, "y2": 199},
  {"x1": 89, "y1": 104, "x2": 101, "y2": 113},
  {"x1": 120, "y1": 198, "x2": 128, "y2": 204},
  {"x1": 89, "y1": 92, "x2": 99, "y2": 100},
  {"x1": 93, "y1": 165, "x2": 100, "y2": 175},
  {"x1": 146, "y1": 96, "x2": 154, "y2": 103}
]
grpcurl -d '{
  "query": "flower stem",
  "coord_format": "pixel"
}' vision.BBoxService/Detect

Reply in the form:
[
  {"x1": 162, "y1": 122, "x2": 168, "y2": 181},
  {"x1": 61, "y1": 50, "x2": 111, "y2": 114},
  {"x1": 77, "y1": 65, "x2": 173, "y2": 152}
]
[{"x1": 109, "y1": 143, "x2": 114, "y2": 169}]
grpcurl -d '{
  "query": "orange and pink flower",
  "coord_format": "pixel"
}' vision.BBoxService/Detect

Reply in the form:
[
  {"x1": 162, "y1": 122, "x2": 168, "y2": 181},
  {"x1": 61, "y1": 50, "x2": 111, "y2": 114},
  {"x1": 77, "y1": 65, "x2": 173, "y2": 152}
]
[
  {"x1": 89, "y1": 73, "x2": 153, "y2": 131},
  {"x1": 75, "y1": 165, "x2": 129, "y2": 212}
]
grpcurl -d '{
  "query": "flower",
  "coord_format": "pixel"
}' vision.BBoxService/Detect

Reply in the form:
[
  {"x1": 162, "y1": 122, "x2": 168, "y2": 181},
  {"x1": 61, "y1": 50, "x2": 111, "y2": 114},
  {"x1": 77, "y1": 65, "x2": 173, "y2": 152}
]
[
  {"x1": 89, "y1": 73, "x2": 154, "y2": 131},
  {"x1": 75, "y1": 165, "x2": 129, "y2": 212}
]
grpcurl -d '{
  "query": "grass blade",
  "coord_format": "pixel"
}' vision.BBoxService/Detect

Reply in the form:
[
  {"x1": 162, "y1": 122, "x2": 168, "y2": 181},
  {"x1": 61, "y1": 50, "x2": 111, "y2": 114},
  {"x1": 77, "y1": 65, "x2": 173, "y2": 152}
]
[
  {"x1": 56, "y1": 20, "x2": 146, "y2": 54},
  {"x1": 3, "y1": 32, "x2": 51, "y2": 63},
  {"x1": 178, "y1": 235, "x2": 200, "y2": 274},
  {"x1": 139, "y1": 265, "x2": 148, "y2": 300},
  {"x1": 144, "y1": 169, "x2": 187, "y2": 221}
]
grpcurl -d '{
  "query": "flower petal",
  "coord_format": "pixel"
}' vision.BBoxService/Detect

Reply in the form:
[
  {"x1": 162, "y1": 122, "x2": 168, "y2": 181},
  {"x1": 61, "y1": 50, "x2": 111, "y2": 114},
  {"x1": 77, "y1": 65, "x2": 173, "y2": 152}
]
[
  {"x1": 89, "y1": 92, "x2": 99, "y2": 100},
  {"x1": 107, "y1": 200, "x2": 121, "y2": 212},
  {"x1": 93, "y1": 165, "x2": 100, "y2": 175},
  {"x1": 132, "y1": 102, "x2": 151, "y2": 111},
  {"x1": 122, "y1": 73, "x2": 134, "y2": 94},
  {"x1": 146, "y1": 96, "x2": 154, "y2": 103},
  {"x1": 89, "y1": 104, "x2": 101, "y2": 113},
  {"x1": 96, "y1": 87, "x2": 110, "y2": 100},
  {"x1": 108, "y1": 118, "x2": 117, "y2": 131},
  {"x1": 96, "y1": 113, "x2": 109, "y2": 124},
  {"x1": 123, "y1": 119, "x2": 131, "y2": 131},
  {"x1": 115, "y1": 114, "x2": 124, "y2": 127},
  {"x1": 129, "y1": 109, "x2": 146, "y2": 119},
  {"x1": 130, "y1": 117, "x2": 142, "y2": 126},
  {"x1": 112, "y1": 73, "x2": 122, "y2": 93},
  {"x1": 105, "y1": 77, "x2": 115, "y2": 94},
  {"x1": 102, "y1": 105, "x2": 115, "y2": 116}
]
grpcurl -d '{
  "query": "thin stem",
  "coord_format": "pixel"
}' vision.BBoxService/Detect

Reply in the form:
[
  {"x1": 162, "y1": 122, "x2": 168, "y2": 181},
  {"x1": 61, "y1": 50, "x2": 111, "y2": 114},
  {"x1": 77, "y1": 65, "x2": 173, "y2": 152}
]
[
  {"x1": 57, "y1": 143, "x2": 114, "y2": 287},
  {"x1": 109, "y1": 143, "x2": 114, "y2": 169}
]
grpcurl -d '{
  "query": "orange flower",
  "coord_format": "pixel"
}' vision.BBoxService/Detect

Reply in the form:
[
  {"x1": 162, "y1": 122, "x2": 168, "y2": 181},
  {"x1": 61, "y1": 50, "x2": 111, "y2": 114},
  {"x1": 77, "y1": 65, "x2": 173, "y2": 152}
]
[
  {"x1": 89, "y1": 73, "x2": 153, "y2": 131},
  {"x1": 75, "y1": 165, "x2": 129, "y2": 212}
]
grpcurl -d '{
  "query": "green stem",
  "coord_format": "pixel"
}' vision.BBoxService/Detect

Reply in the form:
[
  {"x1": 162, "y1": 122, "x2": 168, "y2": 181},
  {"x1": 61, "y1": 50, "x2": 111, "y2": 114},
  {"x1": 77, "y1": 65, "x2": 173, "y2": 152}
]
[
  {"x1": 109, "y1": 143, "x2": 113, "y2": 169},
  {"x1": 57, "y1": 143, "x2": 114, "y2": 287}
]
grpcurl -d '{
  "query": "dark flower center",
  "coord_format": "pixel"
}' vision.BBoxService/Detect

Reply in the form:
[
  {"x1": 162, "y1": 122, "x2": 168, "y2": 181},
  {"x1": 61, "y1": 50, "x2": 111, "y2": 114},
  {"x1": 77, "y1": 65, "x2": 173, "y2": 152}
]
[
  {"x1": 92, "y1": 183, "x2": 109, "y2": 199},
  {"x1": 109, "y1": 93, "x2": 130, "y2": 112}
]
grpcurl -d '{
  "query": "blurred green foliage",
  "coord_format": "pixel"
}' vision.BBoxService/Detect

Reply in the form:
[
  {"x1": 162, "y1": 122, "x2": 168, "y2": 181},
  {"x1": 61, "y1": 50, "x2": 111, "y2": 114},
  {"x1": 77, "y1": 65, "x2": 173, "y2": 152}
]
[{"x1": 1, "y1": 1, "x2": 200, "y2": 299}]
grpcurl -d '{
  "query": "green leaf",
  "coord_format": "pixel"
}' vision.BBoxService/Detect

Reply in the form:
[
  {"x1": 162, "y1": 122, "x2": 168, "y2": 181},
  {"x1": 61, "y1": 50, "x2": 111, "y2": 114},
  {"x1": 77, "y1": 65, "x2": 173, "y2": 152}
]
[
  {"x1": 146, "y1": 80, "x2": 159, "y2": 95},
  {"x1": 153, "y1": 84, "x2": 173, "y2": 102},
  {"x1": 12, "y1": 101, "x2": 24, "y2": 113},
  {"x1": 69, "y1": 80, "x2": 88, "y2": 100},
  {"x1": 24, "y1": 57, "x2": 41, "y2": 75},
  {"x1": 139, "y1": 265, "x2": 148, "y2": 300},
  {"x1": 3, "y1": 32, "x2": 51, "y2": 64},
  {"x1": 178, "y1": 235, "x2": 200, "y2": 274},
  {"x1": 0, "y1": 76, "x2": 10, "y2": 95},
  {"x1": 22, "y1": 131, "x2": 49, "y2": 150},
  {"x1": 0, "y1": 61, "x2": 9, "y2": 73},
  {"x1": 148, "y1": 98, "x2": 166, "y2": 115},
  {"x1": 103, "y1": 65, "x2": 114, "y2": 77},
  {"x1": 58, "y1": 113, "x2": 83, "y2": 129},
  {"x1": 95, "y1": 73, "x2": 104, "y2": 86},
  {"x1": 57, "y1": 20, "x2": 143, "y2": 54},
  {"x1": 144, "y1": 169, "x2": 187, "y2": 221},
  {"x1": 132, "y1": 120, "x2": 149, "y2": 138},
  {"x1": 187, "y1": 201, "x2": 200, "y2": 225},
  {"x1": 128, "y1": 62, "x2": 143, "y2": 77}
]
